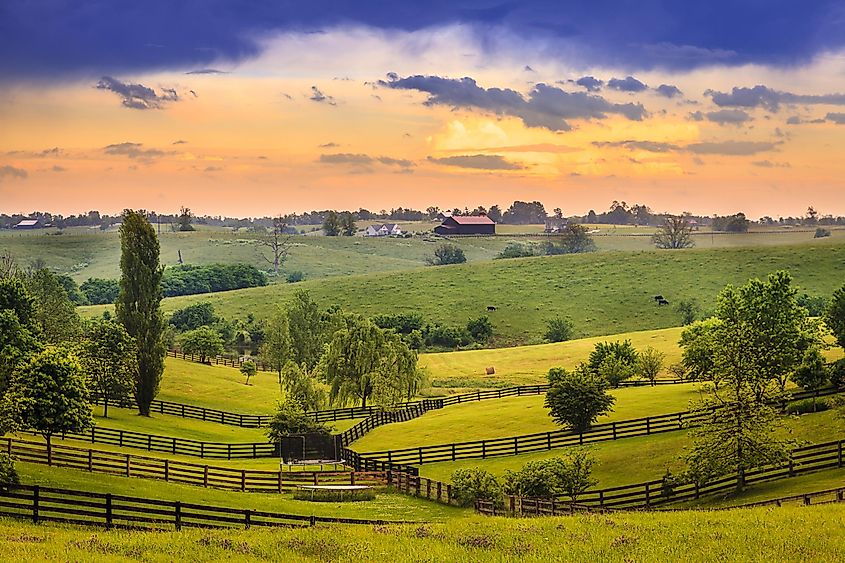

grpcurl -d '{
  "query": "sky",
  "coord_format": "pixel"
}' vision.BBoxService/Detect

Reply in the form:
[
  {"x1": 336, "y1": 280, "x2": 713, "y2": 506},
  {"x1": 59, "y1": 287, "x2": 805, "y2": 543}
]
[{"x1": 1, "y1": 1, "x2": 845, "y2": 218}]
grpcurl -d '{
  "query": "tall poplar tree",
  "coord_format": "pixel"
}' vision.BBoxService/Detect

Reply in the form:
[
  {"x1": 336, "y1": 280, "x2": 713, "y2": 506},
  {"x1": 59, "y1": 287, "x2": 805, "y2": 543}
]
[{"x1": 115, "y1": 210, "x2": 165, "y2": 416}]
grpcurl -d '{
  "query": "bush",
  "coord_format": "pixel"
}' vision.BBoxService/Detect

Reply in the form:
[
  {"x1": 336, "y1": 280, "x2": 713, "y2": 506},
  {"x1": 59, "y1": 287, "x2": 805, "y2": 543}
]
[
  {"x1": 161, "y1": 263, "x2": 268, "y2": 297},
  {"x1": 372, "y1": 313, "x2": 424, "y2": 335},
  {"x1": 797, "y1": 293, "x2": 829, "y2": 317},
  {"x1": 286, "y1": 271, "x2": 305, "y2": 283},
  {"x1": 427, "y1": 243, "x2": 466, "y2": 266},
  {"x1": 0, "y1": 454, "x2": 19, "y2": 490},
  {"x1": 814, "y1": 227, "x2": 831, "y2": 238},
  {"x1": 265, "y1": 398, "x2": 329, "y2": 442},
  {"x1": 544, "y1": 317, "x2": 574, "y2": 342},
  {"x1": 466, "y1": 316, "x2": 493, "y2": 343},
  {"x1": 169, "y1": 303, "x2": 219, "y2": 331},
  {"x1": 495, "y1": 242, "x2": 535, "y2": 259},
  {"x1": 785, "y1": 397, "x2": 832, "y2": 415},
  {"x1": 451, "y1": 468, "x2": 503, "y2": 508},
  {"x1": 503, "y1": 450, "x2": 597, "y2": 501},
  {"x1": 424, "y1": 324, "x2": 472, "y2": 348},
  {"x1": 80, "y1": 278, "x2": 120, "y2": 305}
]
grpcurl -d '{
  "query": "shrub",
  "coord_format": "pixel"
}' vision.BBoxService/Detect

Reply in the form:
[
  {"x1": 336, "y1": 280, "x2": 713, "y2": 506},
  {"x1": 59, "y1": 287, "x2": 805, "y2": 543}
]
[
  {"x1": 169, "y1": 303, "x2": 219, "y2": 331},
  {"x1": 495, "y1": 242, "x2": 535, "y2": 259},
  {"x1": 427, "y1": 243, "x2": 466, "y2": 266},
  {"x1": 785, "y1": 397, "x2": 831, "y2": 415},
  {"x1": 814, "y1": 227, "x2": 831, "y2": 238},
  {"x1": 161, "y1": 264, "x2": 267, "y2": 297},
  {"x1": 372, "y1": 313, "x2": 424, "y2": 335},
  {"x1": 544, "y1": 317, "x2": 574, "y2": 343},
  {"x1": 503, "y1": 450, "x2": 597, "y2": 501},
  {"x1": 80, "y1": 278, "x2": 120, "y2": 305},
  {"x1": 265, "y1": 398, "x2": 329, "y2": 442},
  {"x1": 466, "y1": 316, "x2": 493, "y2": 343},
  {"x1": 0, "y1": 454, "x2": 19, "y2": 490},
  {"x1": 286, "y1": 271, "x2": 305, "y2": 283},
  {"x1": 451, "y1": 468, "x2": 503, "y2": 508},
  {"x1": 424, "y1": 324, "x2": 472, "y2": 348}
]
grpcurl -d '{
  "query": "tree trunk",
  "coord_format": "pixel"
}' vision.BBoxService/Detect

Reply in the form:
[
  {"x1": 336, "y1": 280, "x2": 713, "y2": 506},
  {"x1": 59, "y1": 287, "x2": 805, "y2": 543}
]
[
  {"x1": 103, "y1": 394, "x2": 109, "y2": 418},
  {"x1": 46, "y1": 435, "x2": 52, "y2": 466},
  {"x1": 361, "y1": 394, "x2": 367, "y2": 408}
]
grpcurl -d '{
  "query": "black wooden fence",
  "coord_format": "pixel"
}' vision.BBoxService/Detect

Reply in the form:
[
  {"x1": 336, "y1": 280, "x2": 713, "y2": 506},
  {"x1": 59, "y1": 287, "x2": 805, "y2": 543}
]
[
  {"x1": 6, "y1": 438, "x2": 387, "y2": 493},
  {"x1": 0, "y1": 484, "x2": 408, "y2": 531},
  {"x1": 476, "y1": 439, "x2": 845, "y2": 515}
]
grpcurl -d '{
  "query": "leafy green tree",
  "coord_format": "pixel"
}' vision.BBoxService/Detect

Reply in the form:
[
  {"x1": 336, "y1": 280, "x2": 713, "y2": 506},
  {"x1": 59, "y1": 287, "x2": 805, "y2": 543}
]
[
  {"x1": 652, "y1": 216, "x2": 695, "y2": 249},
  {"x1": 56, "y1": 274, "x2": 88, "y2": 305},
  {"x1": 466, "y1": 316, "x2": 493, "y2": 343},
  {"x1": 24, "y1": 269, "x2": 80, "y2": 343},
  {"x1": 286, "y1": 290, "x2": 325, "y2": 371},
  {"x1": 544, "y1": 224, "x2": 596, "y2": 254},
  {"x1": 179, "y1": 326, "x2": 224, "y2": 363},
  {"x1": 320, "y1": 316, "x2": 419, "y2": 407},
  {"x1": 280, "y1": 361, "x2": 325, "y2": 411},
  {"x1": 177, "y1": 206, "x2": 195, "y2": 231},
  {"x1": 260, "y1": 305, "x2": 292, "y2": 383},
  {"x1": 240, "y1": 360, "x2": 257, "y2": 385},
  {"x1": 427, "y1": 243, "x2": 467, "y2": 266},
  {"x1": 115, "y1": 210, "x2": 166, "y2": 417},
  {"x1": 81, "y1": 319, "x2": 137, "y2": 417},
  {"x1": 598, "y1": 354, "x2": 634, "y2": 387},
  {"x1": 340, "y1": 212, "x2": 357, "y2": 236},
  {"x1": 169, "y1": 303, "x2": 219, "y2": 331},
  {"x1": 587, "y1": 340, "x2": 638, "y2": 374},
  {"x1": 265, "y1": 398, "x2": 329, "y2": 442},
  {"x1": 2, "y1": 347, "x2": 93, "y2": 460},
  {"x1": 0, "y1": 276, "x2": 38, "y2": 325},
  {"x1": 544, "y1": 317, "x2": 574, "y2": 343},
  {"x1": 0, "y1": 453, "x2": 19, "y2": 489},
  {"x1": 0, "y1": 278, "x2": 42, "y2": 392},
  {"x1": 683, "y1": 278, "x2": 797, "y2": 492},
  {"x1": 503, "y1": 450, "x2": 597, "y2": 501},
  {"x1": 451, "y1": 468, "x2": 502, "y2": 508},
  {"x1": 545, "y1": 365, "x2": 615, "y2": 432},
  {"x1": 80, "y1": 278, "x2": 120, "y2": 305},
  {"x1": 791, "y1": 347, "x2": 829, "y2": 412},
  {"x1": 322, "y1": 211, "x2": 341, "y2": 236},
  {"x1": 679, "y1": 318, "x2": 719, "y2": 380},
  {"x1": 635, "y1": 346, "x2": 665, "y2": 386},
  {"x1": 675, "y1": 299, "x2": 698, "y2": 325},
  {"x1": 826, "y1": 285, "x2": 845, "y2": 350}
]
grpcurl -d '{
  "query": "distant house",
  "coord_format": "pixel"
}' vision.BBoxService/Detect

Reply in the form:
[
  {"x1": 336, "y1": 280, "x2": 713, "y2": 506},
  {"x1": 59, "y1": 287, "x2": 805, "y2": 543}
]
[
  {"x1": 13, "y1": 219, "x2": 42, "y2": 230},
  {"x1": 434, "y1": 215, "x2": 496, "y2": 236},
  {"x1": 365, "y1": 223, "x2": 403, "y2": 237},
  {"x1": 544, "y1": 217, "x2": 568, "y2": 233}
]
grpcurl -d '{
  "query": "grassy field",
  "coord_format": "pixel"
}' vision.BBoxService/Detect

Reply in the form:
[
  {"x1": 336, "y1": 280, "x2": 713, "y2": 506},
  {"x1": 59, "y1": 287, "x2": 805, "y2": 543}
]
[
  {"x1": 4, "y1": 224, "x2": 843, "y2": 286},
  {"x1": 14, "y1": 462, "x2": 461, "y2": 521},
  {"x1": 0, "y1": 503, "x2": 843, "y2": 561},
  {"x1": 79, "y1": 241, "x2": 845, "y2": 346},
  {"x1": 352, "y1": 383, "x2": 706, "y2": 453},
  {"x1": 417, "y1": 410, "x2": 844, "y2": 485}
]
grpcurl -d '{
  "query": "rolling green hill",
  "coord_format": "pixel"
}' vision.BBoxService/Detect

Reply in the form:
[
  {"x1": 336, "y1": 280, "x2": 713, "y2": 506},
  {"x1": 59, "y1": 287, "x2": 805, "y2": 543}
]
[{"x1": 81, "y1": 242, "x2": 845, "y2": 346}]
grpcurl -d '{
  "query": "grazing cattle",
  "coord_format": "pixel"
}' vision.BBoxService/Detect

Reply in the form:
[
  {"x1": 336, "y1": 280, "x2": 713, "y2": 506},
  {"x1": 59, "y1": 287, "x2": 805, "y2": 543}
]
[
  {"x1": 485, "y1": 366, "x2": 495, "y2": 375},
  {"x1": 658, "y1": 298, "x2": 670, "y2": 306},
  {"x1": 486, "y1": 306, "x2": 497, "y2": 311},
  {"x1": 653, "y1": 295, "x2": 664, "y2": 301}
]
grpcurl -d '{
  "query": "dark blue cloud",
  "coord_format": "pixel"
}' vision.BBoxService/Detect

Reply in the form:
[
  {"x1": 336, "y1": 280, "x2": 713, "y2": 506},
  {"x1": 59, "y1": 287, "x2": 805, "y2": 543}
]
[
  {"x1": 655, "y1": 84, "x2": 682, "y2": 98},
  {"x1": 607, "y1": 76, "x2": 648, "y2": 92},
  {"x1": 575, "y1": 76, "x2": 603, "y2": 92},
  {"x1": 706, "y1": 85, "x2": 845, "y2": 112},
  {"x1": 379, "y1": 74, "x2": 646, "y2": 131},
  {"x1": 2, "y1": 1, "x2": 844, "y2": 81}
]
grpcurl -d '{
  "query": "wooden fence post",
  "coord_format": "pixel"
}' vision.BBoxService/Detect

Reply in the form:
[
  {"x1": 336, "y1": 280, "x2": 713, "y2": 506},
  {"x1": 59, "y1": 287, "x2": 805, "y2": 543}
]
[
  {"x1": 203, "y1": 465, "x2": 209, "y2": 487},
  {"x1": 126, "y1": 455, "x2": 130, "y2": 477},
  {"x1": 105, "y1": 493, "x2": 113, "y2": 529},
  {"x1": 838, "y1": 441, "x2": 843, "y2": 468},
  {"x1": 244, "y1": 510, "x2": 251, "y2": 529},
  {"x1": 88, "y1": 449, "x2": 93, "y2": 472},
  {"x1": 6, "y1": 437, "x2": 10, "y2": 456},
  {"x1": 437, "y1": 481, "x2": 442, "y2": 501},
  {"x1": 278, "y1": 470, "x2": 283, "y2": 493},
  {"x1": 446, "y1": 484, "x2": 452, "y2": 505},
  {"x1": 32, "y1": 485, "x2": 39, "y2": 523},
  {"x1": 175, "y1": 502, "x2": 182, "y2": 531},
  {"x1": 241, "y1": 470, "x2": 246, "y2": 492},
  {"x1": 164, "y1": 459, "x2": 169, "y2": 482},
  {"x1": 644, "y1": 482, "x2": 651, "y2": 507}
]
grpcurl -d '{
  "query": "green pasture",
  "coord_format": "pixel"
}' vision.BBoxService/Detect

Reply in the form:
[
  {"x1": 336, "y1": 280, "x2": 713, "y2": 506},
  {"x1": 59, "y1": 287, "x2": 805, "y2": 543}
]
[
  {"x1": 417, "y1": 410, "x2": 844, "y2": 486},
  {"x1": 352, "y1": 383, "x2": 706, "y2": 453},
  {"x1": 14, "y1": 462, "x2": 461, "y2": 521},
  {"x1": 79, "y1": 241, "x2": 845, "y2": 346},
  {"x1": 0, "y1": 501, "x2": 842, "y2": 561}
]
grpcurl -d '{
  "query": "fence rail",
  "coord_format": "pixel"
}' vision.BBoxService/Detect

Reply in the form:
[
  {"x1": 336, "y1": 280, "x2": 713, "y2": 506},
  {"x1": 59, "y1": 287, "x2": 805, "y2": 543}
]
[
  {"x1": 0, "y1": 484, "x2": 407, "y2": 531},
  {"x1": 5, "y1": 438, "x2": 387, "y2": 494},
  {"x1": 348, "y1": 387, "x2": 844, "y2": 468}
]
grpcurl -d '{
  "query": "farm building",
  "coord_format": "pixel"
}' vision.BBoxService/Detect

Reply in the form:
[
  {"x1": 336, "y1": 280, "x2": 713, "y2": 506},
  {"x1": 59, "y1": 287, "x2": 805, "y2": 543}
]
[
  {"x1": 13, "y1": 219, "x2": 43, "y2": 229},
  {"x1": 435, "y1": 210, "x2": 453, "y2": 221},
  {"x1": 434, "y1": 215, "x2": 496, "y2": 236},
  {"x1": 365, "y1": 223, "x2": 403, "y2": 237}
]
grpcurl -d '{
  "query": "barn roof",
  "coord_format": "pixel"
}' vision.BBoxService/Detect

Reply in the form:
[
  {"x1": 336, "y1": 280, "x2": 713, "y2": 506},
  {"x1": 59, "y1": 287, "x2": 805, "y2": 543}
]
[
  {"x1": 450, "y1": 215, "x2": 494, "y2": 225},
  {"x1": 15, "y1": 220, "x2": 40, "y2": 227}
]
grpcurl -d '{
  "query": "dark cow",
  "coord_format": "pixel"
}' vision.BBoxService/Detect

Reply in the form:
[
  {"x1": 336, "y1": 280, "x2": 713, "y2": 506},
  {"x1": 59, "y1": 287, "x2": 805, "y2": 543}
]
[
  {"x1": 653, "y1": 295, "x2": 664, "y2": 301},
  {"x1": 658, "y1": 298, "x2": 670, "y2": 306},
  {"x1": 486, "y1": 306, "x2": 497, "y2": 311}
]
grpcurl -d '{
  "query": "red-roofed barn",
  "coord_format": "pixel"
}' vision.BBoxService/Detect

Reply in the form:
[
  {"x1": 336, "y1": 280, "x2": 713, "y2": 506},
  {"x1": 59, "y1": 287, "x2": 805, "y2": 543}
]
[{"x1": 434, "y1": 215, "x2": 496, "y2": 236}]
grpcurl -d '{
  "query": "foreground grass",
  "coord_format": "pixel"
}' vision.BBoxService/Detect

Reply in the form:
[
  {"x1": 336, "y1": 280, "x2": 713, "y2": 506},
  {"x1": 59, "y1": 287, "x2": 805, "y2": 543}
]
[
  {"x1": 15, "y1": 462, "x2": 461, "y2": 522},
  {"x1": 80, "y1": 242, "x2": 845, "y2": 346},
  {"x1": 353, "y1": 383, "x2": 706, "y2": 452},
  {"x1": 0, "y1": 504, "x2": 844, "y2": 561},
  {"x1": 417, "y1": 410, "x2": 844, "y2": 486}
]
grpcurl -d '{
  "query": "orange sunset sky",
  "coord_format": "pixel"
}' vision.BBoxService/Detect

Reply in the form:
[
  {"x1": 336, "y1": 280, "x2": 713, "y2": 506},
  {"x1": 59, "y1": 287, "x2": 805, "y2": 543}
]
[{"x1": 2, "y1": 20, "x2": 845, "y2": 218}]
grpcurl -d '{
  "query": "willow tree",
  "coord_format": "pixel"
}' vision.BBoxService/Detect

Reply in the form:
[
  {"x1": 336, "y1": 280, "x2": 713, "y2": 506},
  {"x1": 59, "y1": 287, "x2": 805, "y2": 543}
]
[
  {"x1": 320, "y1": 316, "x2": 419, "y2": 408},
  {"x1": 115, "y1": 210, "x2": 165, "y2": 416}
]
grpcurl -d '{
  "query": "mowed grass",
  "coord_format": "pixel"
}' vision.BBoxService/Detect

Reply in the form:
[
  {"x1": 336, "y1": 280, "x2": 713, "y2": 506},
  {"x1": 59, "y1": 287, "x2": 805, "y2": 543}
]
[
  {"x1": 352, "y1": 383, "x2": 706, "y2": 453},
  {"x1": 417, "y1": 410, "x2": 844, "y2": 486},
  {"x1": 14, "y1": 462, "x2": 462, "y2": 522},
  {"x1": 79, "y1": 241, "x2": 845, "y2": 346},
  {"x1": 1, "y1": 503, "x2": 844, "y2": 562}
]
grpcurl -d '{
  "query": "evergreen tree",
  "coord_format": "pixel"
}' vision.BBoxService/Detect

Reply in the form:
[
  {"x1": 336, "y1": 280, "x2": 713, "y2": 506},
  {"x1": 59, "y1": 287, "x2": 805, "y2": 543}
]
[{"x1": 115, "y1": 210, "x2": 165, "y2": 416}]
